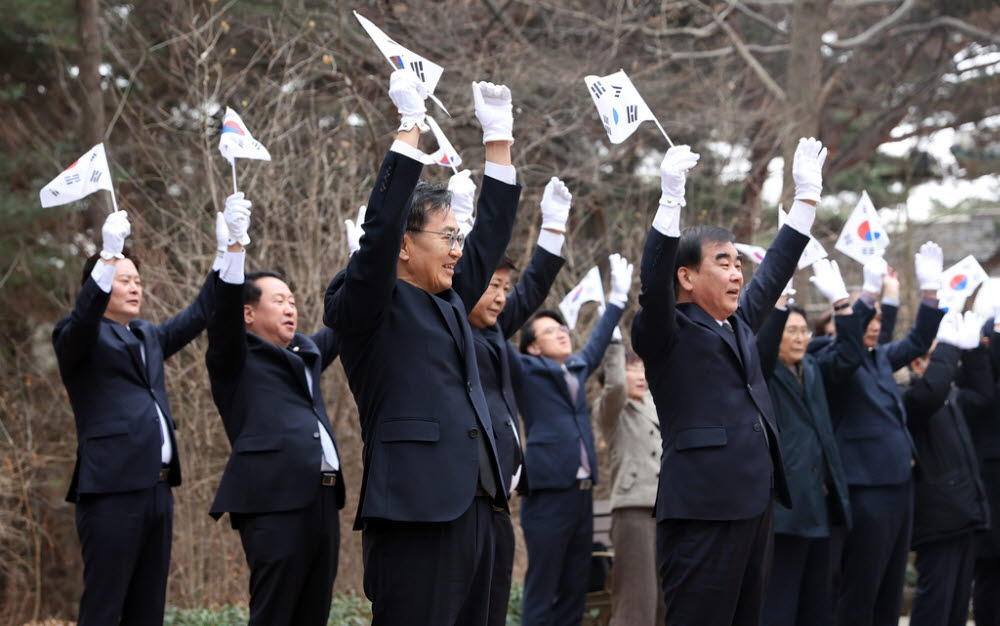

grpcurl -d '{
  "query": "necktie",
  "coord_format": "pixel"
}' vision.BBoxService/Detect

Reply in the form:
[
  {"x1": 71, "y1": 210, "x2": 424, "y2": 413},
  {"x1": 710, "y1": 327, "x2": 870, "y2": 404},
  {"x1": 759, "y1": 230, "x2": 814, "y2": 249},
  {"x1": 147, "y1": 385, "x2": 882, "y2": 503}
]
[
  {"x1": 722, "y1": 320, "x2": 735, "y2": 335},
  {"x1": 563, "y1": 365, "x2": 591, "y2": 477}
]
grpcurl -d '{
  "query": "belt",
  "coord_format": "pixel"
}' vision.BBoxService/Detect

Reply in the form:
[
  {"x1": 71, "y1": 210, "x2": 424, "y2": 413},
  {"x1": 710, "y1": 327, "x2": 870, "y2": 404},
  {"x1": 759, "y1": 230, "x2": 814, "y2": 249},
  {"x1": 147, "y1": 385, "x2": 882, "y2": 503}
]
[
  {"x1": 576, "y1": 479, "x2": 593, "y2": 490},
  {"x1": 157, "y1": 466, "x2": 170, "y2": 483},
  {"x1": 321, "y1": 471, "x2": 339, "y2": 487}
]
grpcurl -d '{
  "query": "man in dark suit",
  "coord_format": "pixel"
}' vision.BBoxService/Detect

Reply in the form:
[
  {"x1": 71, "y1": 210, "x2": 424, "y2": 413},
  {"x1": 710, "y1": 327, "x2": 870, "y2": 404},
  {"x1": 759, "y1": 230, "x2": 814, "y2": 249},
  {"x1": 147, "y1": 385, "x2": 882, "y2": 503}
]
[
  {"x1": 205, "y1": 196, "x2": 345, "y2": 626},
  {"x1": 631, "y1": 139, "x2": 826, "y2": 625},
  {"x1": 323, "y1": 70, "x2": 520, "y2": 625},
  {"x1": 465, "y1": 176, "x2": 570, "y2": 626},
  {"x1": 515, "y1": 252, "x2": 632, "y2": 626},
  {"x1": 52, "y1": 207, "x2": 223, "y2": 625},
  {"x1": 817, "y1": 245, "x2": 945, "y2": 626}
]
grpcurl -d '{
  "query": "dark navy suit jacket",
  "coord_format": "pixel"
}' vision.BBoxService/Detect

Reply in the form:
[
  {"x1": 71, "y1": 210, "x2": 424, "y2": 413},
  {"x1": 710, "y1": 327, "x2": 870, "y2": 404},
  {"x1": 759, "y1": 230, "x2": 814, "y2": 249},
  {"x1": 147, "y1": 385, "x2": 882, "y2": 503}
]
[
  {"x1": 631, "y1": 225, "x2": 807, "y2": 522},
  {"x1": 516, "y1": 303, "x2": 623, "y2": 491},
  {"x1": 53, "y1": 271, "x2": 215, "y2": 501},
  {"x1": 473, "y1": 245, "x2": 565, "y2": 493},
  {"x1": 207, "y1": 278, "x2": 344, "y2": 518},
  {"x1": 324, "y1": 149, "x2": 521, "y2": 529}
]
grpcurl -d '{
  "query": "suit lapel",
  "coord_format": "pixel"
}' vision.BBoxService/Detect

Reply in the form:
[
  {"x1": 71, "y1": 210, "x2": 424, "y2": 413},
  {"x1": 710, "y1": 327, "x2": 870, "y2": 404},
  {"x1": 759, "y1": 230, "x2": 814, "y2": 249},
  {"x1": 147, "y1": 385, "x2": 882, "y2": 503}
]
[
  {"x1": 681, "y1": 303, "x2": 742, "y2": 366},
  {"x1": 110, "y1": 322, "x2": 148, "y2": 384},
  {"x1": 430, "y1": 291, "x2": 466, "y2": 355}
]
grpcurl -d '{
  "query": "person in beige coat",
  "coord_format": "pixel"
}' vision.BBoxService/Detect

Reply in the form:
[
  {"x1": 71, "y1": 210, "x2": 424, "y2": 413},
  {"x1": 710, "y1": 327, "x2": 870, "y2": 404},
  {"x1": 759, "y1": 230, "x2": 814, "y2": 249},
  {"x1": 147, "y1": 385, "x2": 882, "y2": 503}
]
[{"x1": 596, "y1": 338, "x2": 665, "y2": 625}]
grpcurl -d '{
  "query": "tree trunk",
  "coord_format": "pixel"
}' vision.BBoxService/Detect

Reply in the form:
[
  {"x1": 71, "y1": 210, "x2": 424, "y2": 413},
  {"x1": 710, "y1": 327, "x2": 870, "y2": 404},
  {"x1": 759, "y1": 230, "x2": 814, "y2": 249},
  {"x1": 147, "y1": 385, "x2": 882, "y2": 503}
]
[
  {"x1": 76, "y1": 0, "x2": 108, "y2": 223},
  {"x1": 734, "y1": 119, "x2": 777, "y2": 243}
]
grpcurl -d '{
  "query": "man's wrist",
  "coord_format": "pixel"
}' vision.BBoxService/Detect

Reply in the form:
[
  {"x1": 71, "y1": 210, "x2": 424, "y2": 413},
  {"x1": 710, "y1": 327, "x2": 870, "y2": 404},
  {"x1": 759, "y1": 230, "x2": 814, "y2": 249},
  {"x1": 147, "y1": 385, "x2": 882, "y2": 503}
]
[{"x1": 537, "y1": 229, "x2": 565, "y2": 257}]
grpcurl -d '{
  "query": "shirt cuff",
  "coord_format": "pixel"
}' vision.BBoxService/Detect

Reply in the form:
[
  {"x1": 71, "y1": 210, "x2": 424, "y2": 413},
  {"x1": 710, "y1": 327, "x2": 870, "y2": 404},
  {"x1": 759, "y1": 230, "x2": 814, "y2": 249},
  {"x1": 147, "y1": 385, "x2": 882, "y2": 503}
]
[
  {"x1": 218, "y1": 250, "x2": 246, "y2": 285},
  {"x1": 921, "y1": 295, "x2": 940, "y2": 309},
  {"x1": 90, "y1": 261, "x2": 117, "y2": 293},
  {"x1": 537, "y1": 230, "x2": 565, "y2": 256},
  {"x1": 784, "y1": 199, "x2": 816, "y2": 236},
  {"x1": 652, "y1": 202, "x2": 681, "y2": 237},
  {"x1": 484, "y1": 162, "x2": 516, "y2": 185},
  {"x1": 857, "y1": 292, "x2": 877, "y2": 308},
  {"x1": 390, "y1": 140, "x2": 426, "y2": 163},
  {"x1": 881, "y1": 297, "x2": 900, "y2": 307}
]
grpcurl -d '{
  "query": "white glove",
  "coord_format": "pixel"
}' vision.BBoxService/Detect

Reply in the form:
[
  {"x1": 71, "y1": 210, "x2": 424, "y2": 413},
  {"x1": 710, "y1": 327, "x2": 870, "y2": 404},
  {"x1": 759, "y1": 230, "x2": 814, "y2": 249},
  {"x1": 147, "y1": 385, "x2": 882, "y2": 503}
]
[
  {"x1": 224, "y1": 192, "x2": 252, "y2": 246},
  {"x1": 540, "y1": 177, "x2": 572, "y2": 233},
  {"x1": 809, "y1": 259, "x2": 849, "y2": 305},
  {"x1": 99, "y1": 210, "x2": 131, "y2": 260},
  {"x1": 659, "y1": 145, "x2": 700, "y2": 207},
  {"x1": 344, "y1": 205, "x2": 366, "y2": 255},
  {"x1": 472, "y1": 81, "x2": 513, "y2": 144},
  {"x1": 914, "y1": 241, "x2": 943, "y2": 291},
  {"x1": 936, "y1": 311, "x2": 979, "y2": 350},
  {"x1": 448, "y1": 170, "x2": 476, "y2": 228},
  {"x1": 936, "y1": 311, "x2": 962, "y2": 348},
  {"x1": 957, "y1": 311, "x2": 984, "y2": 350},
  {"x1": 212, "y1": 212, "x2": 228, "y2": 271},
  {"x1": 862, "y1": 255, "x2": 888, "y2": 295},
  {"x1": 993, "y1": 303, "x2": 1000, "y2": 326},
  {"x1": 612, "y1": 325, "x2": 622, "y2": 341},
  {"x1": 608, "y1": 253, "x2": 633, "y2": 308},
  {"x1": 792, "y1": 137, "x2": 827, "y2": 203},
  {"x1": 388, "y1": 69, "x2": 428, "y2": 131}
]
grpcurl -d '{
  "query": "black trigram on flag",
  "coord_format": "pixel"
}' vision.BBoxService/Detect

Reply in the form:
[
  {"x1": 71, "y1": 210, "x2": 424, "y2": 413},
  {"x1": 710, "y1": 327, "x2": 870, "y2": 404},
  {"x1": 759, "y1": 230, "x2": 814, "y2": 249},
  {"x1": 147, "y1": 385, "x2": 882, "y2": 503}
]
[
  {"x1": 89, "y1": 170, "x2": 103, "y2": 184},
  {"x1": 611, "y1": 85, "x2": 623, "y2": 98},
  {"x1": 409, "y1": 61, "x2": 425, "y2": 83},
  {"x1": 626, "y1": 105, "x2": 638, "y2": 123},
  {"x1": 64, "y1": 173, "x2": 82, "y2": 185},
  {"x1": 601, "y1": 114, "x2": 611, "y2": 136},
  {"x1": 590, "y1": 81, "x2": 606, "y2": 98}
]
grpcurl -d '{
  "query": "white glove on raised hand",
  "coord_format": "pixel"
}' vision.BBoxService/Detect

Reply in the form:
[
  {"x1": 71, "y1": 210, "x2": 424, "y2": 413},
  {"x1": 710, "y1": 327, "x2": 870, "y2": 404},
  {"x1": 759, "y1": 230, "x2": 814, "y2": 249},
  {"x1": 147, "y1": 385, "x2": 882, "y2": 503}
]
[
  {"x1": 915, "y1": 241, "x2": 943, "y2": 291},
  {"x1": 608, "y1": 253, "x2": 634, "y2": 308},
  {"x1": 388, "y1": 69, "x2": 428, "y2": 131},
  {"x1": 448, "y1": 169, "x2": 477, "y2": 230},
  {"x1": 472, "y1": 81, "x2": 513, "y2": 144},
  {"x1": 612, "y1": 325, "x2": 623, "y2": 341},
  {"x1": 862, "y1": 255, "x2": 888, "y2": 295},
  {"x1": 224, "y1": 192, "x2": 252, "y2": 246},
  {"x1": 540, "y1": 177, "x2": 572, "y2": 233},
  {"x1": 792, "y1": 137, "x2": 827, "y2": 203},
  {"x1": 957, "y1": 311, "x2": 984, "y2": 350},
  {"x1": 212, "y1": 212, "x2": 229, "y2": 271},
  {"x1": 344, "y1": 205, "x2": 366, "y2": 255},
  {"x1": 659, "y1": 145, "x2": 700, "y2": 207},
  {"x1": 809, "y1": 259, "x2": 849, "y2": 305},
  {"x1": 100, "y1": 210, "x2": 131, "y2": 260}
]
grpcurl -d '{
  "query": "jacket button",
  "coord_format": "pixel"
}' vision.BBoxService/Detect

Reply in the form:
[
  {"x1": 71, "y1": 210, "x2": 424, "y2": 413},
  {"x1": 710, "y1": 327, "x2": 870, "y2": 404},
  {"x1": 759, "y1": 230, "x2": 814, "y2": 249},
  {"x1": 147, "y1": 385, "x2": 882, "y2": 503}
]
[
  {"x1": 812, "y1": 466, "x2": 818, "y2": 472},
  {"x1": 753, "y1": 423, "x2": 762, "y2": 432},
  {"x1": 649, "y1": 429, "x2": 655, "y2": 436},
  {"x1": 469, "y1": 428, "x2": 479, "y2": 438},
  {"x1": 313, "y1": 432, "x2": 320, "y2": 439},
  {"x1": 651, "y1": 451, "x2": 656, "y2": 457},
  {"x1": 467, "y1": 382, "x2": 473, "y2": 392}
]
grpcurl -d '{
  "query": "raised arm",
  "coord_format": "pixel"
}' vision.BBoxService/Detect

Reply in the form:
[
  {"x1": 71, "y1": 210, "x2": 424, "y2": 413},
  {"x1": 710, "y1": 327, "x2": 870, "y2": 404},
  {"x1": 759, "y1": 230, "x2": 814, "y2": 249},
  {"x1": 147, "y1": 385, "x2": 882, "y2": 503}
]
[
  {"x1": 755, "y1": 304, "x2": 789, "y2": 382},
  {"x1": 885, "y1": 242, "x2": 946, "y2": 370},
  {"x1": 577, "y1": 254, "x2": 631, "y2": 373},
  {"x1": 311, "y1": 326, "x2": 340, "y2": 371},
  {"x1": 205, "y1": 203, "x2": 251, "y2": 382},
  {"x1": 597, "y1": 340, "x2": 628, "y2": 435}
]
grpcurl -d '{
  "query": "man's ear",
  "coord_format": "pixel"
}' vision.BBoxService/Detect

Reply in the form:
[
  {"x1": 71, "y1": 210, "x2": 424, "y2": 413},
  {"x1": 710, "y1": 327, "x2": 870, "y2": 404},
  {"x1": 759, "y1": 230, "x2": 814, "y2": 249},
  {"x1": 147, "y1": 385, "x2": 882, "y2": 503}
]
[
  {"x1": 677, "y1": 265, "x2": 696, "y2": 292},
  {"x1": 527, "y1": 342, "x2": 541, "y2": 356},
  {"x1": 244, "y1": 304, "x2": 255, "y2": 327},
  {"x1": 399, "y1": 233, "x2": 412, "y2": 262}
]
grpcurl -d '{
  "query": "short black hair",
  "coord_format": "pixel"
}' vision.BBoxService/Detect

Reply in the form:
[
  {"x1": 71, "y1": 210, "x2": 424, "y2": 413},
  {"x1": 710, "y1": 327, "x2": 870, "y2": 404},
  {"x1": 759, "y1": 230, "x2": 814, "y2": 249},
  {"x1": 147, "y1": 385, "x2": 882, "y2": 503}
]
[
  {"x1": 519, "y1": 308, "x2": 566, "y2": 354},
  {"x1": 786, "y1": 303, "x2": 808, "y2": 325},
  {"x1": 405, "y1": 181, "x2": 452, "y2": 232},
  {"x1": 674, "y1": 225, "x2": 736, "y2": 290},
  {"x1": 497, "y1": 254, "x2": 518, "y2": 273},
  {"x1": 81, "y1": 247, "x2": 140, "y2": 286},
  {"x1": 243, "y1": 270, "x2": 286, "y2": 305}
]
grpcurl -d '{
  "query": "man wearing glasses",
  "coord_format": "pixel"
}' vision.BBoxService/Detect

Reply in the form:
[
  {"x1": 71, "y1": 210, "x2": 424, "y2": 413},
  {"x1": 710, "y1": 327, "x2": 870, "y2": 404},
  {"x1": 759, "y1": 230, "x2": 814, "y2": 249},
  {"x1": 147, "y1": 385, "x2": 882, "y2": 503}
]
[
  {"x1": 324, "y1": 69, "x2": 519, "y2": 625},
  {"x1": 515, "y1": 253, "x2": 632, "y2": 626}
]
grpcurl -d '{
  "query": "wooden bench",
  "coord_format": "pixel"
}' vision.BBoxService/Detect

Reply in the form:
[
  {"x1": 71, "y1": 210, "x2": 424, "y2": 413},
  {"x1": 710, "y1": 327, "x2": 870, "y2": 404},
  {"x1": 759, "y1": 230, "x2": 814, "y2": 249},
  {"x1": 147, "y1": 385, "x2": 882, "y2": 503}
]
[{"x1": 582, "y1": 499, "x2": 614, "y2": 626}]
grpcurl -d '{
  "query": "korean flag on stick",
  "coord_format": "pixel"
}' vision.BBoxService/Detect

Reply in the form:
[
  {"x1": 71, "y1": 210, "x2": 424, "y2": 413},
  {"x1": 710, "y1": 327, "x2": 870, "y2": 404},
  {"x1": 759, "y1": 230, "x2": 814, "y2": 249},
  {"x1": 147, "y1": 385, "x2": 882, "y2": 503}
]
[
  {"x1": 422, "y1": 115, "x2": 462, "y2": 170},
  {"x1": 559, "y1": 266, "x2": 605, "y2": 330},
  {"x1": 834, "y1": 190, "x2": 889, "y2": 265},
  {"x1": 940, "y1": 255, "x2": 989, "y2": 304},
  {"x1": 584, "y1": 70, "x2": 666, "y2": 145},
  {"x1": 219, "y1": 107, "x2": 271, "y2": 193},
  {"x1": 40, "y1": 143, "x2": 118, "y2": 211},
  {"x1": 778, "y1": 205, "x2": 828, "y2": 269},
  {"x1": 354, "y1": 11, "x2": 449, "y2": 116}
]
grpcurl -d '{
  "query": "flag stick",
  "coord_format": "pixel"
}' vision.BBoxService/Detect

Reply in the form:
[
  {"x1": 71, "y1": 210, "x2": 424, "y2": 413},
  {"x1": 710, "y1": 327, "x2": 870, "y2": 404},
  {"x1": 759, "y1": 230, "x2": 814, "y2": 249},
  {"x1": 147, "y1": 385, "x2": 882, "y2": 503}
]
[
  {"x1": 652, "y1": 117, "x2": 675, "y2": 148},
  {"x1": 109, "y1": 188, "x2": 120, "y2": 213},
  {"x1": 231, "y1": 160, "x2": 238, "y2": 194},
  {"x1": 450, "y1": 164, "x2": 458, "y2": 175}
]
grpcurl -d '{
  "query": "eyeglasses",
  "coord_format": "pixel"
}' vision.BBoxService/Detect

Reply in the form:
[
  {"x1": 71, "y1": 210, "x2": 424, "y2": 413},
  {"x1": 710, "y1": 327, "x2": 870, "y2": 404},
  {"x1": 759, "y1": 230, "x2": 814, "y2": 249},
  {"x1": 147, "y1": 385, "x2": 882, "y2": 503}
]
[
  {"x1": 538, "y1": 324, "x2": 570, "y2": 338},
  {"x1": 408, "y1": 228, "x2": 466, "y2": 250},
  {"x1": 784, "y1": 328, "x2": 813, "y2": 339}
]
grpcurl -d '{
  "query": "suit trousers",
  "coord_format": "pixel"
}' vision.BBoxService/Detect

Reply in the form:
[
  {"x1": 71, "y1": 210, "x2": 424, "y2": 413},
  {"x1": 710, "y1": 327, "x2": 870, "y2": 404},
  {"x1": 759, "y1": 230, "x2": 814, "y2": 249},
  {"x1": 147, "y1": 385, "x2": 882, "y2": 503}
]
[
  {"x1": 911, "y1": 532, "x2": 976, "y2": 626},
  {"x1": 762, "y1": 532, "x2": 836, "y2": 626},
  {"x1": 835, "y1": 480, "x2": 913, "y2": 626},
  {"x1": 235, "y1": 483, "x2": 340, "y2": 626},
  {"x1": 520, "y1": 487, "x2": 593, "y2": 626},
  {"x1": 611, "y1": 506, "x2": 664, "y2": 626},
  {"x1": 362, "y1": 496, "x2": 496, "y2": 626},
  {"x1": 487, "y1": 508, "x2": 515, "y2": 626},
  {"x1": 973, "y1": 557, "x2": 1000, "y2": 626},
  {"x1": 656, "y1": 502, "x2": 775, "y2": 626},
  {"x1": 75, "y1": 482, "x2": 173, "y2": 626}
]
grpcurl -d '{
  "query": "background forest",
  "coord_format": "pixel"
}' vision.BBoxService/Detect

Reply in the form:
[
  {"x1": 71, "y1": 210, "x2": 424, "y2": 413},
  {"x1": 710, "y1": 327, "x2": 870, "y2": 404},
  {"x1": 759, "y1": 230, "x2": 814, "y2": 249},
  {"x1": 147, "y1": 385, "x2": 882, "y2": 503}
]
[{"x1": 1, "y1": 0, "x2": 999, "y2": 623}]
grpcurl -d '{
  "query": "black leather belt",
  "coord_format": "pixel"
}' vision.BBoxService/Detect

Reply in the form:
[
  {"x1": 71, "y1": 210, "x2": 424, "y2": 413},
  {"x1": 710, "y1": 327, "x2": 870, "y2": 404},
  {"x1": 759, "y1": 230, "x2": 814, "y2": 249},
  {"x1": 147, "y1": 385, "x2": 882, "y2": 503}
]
[
  {"x1": 157, "y1": 467, "x2": 170, "y2": 482},
  {"x1": 321, "y1": 471, "x2": 339, "y2": 487},
  {"x1": 576, "y1": 479, "x2": 593, "y2": 490}
]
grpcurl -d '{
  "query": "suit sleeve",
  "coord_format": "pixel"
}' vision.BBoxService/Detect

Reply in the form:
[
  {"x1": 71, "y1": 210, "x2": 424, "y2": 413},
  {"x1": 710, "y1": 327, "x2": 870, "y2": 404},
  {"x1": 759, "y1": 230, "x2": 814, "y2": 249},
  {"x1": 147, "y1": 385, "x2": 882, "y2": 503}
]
[
  {"x1": 205, "y1": 278, "x2": 247, "y2": 383},
  {"x1": 878, "y1": 301, "x2": 898, "y2": 344},
  {"x1": 631, "y1": 228, "x2": 678, "y2": 362},
  {"x1": 902, "y1": 342, "x2": 960, "y2": 425},
  {"x1": 885, "y1": 302, "x2": 945, "y2": 372},
  {"x1": 324, "y1": 150, "x2": 424, "y2": 334},
  {"x1": 311, "y1": 326, "x2": 340, "y2": 371},
  {"x1": 452, "y1": 176, "x2": 521, "y2": 313},
  {"x1": 155, "y1": 271, "x2": 216, "y2": 360},
  {"x1": 577, "y1": 303, "x2": 624, "y2": 375},
  {"x1": 52, "y1": 277, "x2": 112, "y2": 371},
  {"x1": 755, "y1": 307, "x2": 789, "y2": 382},
  {"x1": 597, "y1": 341, "x2": 627, "y2": 436},
  {"x1": 497, "y1": 245, "x2": 565, "y2": 339},
  {"x1": 738, "y1": 225, "x2": 808, "y2": 333},
  {"x1": 815, "y1": 306, "x2": 867, "y2": 388}
]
